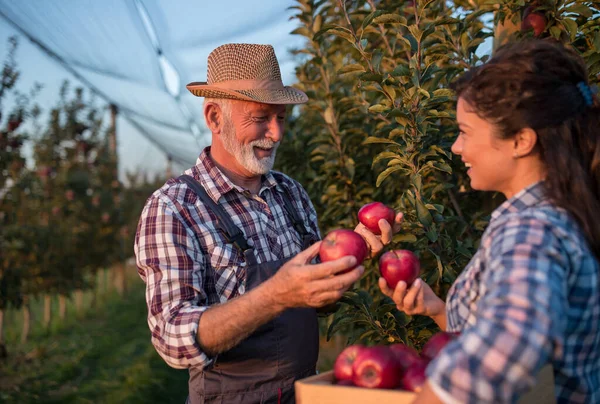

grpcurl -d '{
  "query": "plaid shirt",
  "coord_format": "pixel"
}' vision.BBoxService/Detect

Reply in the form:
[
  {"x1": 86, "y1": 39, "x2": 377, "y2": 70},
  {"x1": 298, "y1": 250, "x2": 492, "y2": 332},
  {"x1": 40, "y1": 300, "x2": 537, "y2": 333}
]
[
  {"x1": 427, "y1": 181, "x2": 600, "y2": 403},
  {"x1": 134, "y1": 147, "x2": 320, "y2": 370}
]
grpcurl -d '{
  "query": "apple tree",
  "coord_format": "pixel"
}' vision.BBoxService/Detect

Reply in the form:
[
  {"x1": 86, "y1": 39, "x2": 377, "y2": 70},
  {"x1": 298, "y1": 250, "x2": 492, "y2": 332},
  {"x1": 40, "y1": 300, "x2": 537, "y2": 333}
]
[{"x1": 279, "y1": 0, "x2": 600, "y2": 349}]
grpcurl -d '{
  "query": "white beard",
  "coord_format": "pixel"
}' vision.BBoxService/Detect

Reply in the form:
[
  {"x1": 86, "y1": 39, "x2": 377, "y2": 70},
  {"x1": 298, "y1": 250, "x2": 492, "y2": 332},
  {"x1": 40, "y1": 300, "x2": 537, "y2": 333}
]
[{"x1": 220, "y1": 122, "x2": 279, "y2": 175}]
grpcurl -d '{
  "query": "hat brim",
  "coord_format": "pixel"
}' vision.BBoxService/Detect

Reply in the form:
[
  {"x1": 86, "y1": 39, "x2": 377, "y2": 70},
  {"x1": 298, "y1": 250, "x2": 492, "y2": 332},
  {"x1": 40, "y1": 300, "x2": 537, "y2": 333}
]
[{"x1": 186, "y1": 82, "x2": 308, "y2": 105}]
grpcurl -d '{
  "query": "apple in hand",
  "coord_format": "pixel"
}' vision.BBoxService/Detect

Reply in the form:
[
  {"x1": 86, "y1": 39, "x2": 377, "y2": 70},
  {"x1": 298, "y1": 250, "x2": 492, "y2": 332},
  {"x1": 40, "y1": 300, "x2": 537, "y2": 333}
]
[
  {"x1": 334, "y1": 344, "x2": 366, "y2": 382},
  {"x1": 421, "y1": 331, "x2": 459, "y2": 361},
  {"x1": 358, "y1": 202, "x2": 395, "y2": 235},
  {"x1": 352, "y1": 346, "x2": 402, "y2": 389},
  {"x1": 389, "y1": 343, "x2": 423, "y2": 372},
  {"x1": 401, "y1": 361, "x2": 428, "y2": 392},
  {"x1": 379, "y1": 250, "x2": 420, "y2": 289},
  {"x1": 320, "y1": 229, "x2": 368, "y2": 273}
]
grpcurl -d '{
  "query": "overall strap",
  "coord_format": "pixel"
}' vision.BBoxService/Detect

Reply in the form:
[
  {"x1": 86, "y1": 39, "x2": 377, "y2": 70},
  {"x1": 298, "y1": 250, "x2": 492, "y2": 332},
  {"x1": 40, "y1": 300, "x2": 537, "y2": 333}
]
[
  {"x1": 279, "y1": 186, "x2": 314, "y2": 248},
  {"x1": 178, "y1": 175, "x2": 255, "y2": 264}
]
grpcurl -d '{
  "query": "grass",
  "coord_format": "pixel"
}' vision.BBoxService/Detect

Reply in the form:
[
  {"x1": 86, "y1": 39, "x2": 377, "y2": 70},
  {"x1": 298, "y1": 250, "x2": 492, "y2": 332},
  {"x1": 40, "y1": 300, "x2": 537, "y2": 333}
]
[
  {"x1": 0, "y1": 267, "x2": 345, "y2": 404},
  {"x1": 0, "y1": 271, "x2": 189, "y2": 404}
]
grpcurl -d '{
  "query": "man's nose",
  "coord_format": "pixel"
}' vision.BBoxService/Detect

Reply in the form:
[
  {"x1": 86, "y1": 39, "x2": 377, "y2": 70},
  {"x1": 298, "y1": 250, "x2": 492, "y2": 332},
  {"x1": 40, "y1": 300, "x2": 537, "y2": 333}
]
[{"x1": 266, "y1": 117, "x2": 283, "y2": 143}]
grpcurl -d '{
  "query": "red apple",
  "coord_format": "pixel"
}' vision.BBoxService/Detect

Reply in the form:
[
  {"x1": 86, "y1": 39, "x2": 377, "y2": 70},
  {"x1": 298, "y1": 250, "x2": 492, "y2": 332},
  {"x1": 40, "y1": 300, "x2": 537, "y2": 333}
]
[
  {"x1": 334, "y1": 344, "x2": 366, "y2": 382},
  {"x1": 521, "y1": 7, "x2": 546, "y2": 37},
  {"x1": 319, "y1": 229, "x2": 368, "y2": 273},
  {"x1": 401, "y1": 361, "x2": 428, "y2": 392},
  {"x1": 389, "y1": 343, "x2": 423, "y2": 372},
  {"x1": 379, "y1": 250, "x2": 420, "y2": 289},
  {"x1": 358, "y1": 202, "x2": 395, "y2": 235},
  {"x1": 352, "y1": 346, "x2": 402, "y2": 389},
  {"x1": 421, "y1": 331, "x2": 459, "y2": 361}
]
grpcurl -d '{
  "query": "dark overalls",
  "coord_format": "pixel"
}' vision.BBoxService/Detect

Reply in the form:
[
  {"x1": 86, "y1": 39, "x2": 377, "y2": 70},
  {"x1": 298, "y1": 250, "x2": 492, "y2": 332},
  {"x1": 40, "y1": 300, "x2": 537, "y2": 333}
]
[{"x1": 179, "y1": 175, "x2": 319, "y2": 404}]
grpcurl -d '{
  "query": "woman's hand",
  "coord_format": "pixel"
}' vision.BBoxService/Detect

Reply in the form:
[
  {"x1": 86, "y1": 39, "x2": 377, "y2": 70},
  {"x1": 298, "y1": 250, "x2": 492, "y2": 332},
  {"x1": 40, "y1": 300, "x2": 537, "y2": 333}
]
[{"x1": 379, "y1": 277, "x2": 446, "y2": 319}]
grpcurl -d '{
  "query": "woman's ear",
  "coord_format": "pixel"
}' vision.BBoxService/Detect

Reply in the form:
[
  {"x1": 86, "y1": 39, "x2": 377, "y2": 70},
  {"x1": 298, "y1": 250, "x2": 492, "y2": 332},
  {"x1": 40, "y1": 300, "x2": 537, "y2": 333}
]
[{"x1": 513, "y1": 127, "x2": 538, "y2": 158}]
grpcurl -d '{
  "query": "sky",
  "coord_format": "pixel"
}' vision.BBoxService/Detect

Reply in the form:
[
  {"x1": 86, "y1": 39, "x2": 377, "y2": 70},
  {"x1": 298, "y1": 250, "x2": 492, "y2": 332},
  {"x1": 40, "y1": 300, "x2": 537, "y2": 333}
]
[{"x1": 0, "y1": 0, "x2": 305, "y2": 183}]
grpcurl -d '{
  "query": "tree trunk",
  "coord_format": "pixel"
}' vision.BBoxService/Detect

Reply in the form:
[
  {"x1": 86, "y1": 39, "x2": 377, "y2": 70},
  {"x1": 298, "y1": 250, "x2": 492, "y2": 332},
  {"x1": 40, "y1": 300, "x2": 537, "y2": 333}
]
[
  {"x1": 21, "y1": 296, "x2": 31, "y2": 344},
  {"x1": 58, "y1": 295, "x2": 67, "y2": 321},
  {"x1": 104, "y1": 268, "x2": 110, "y2": 293},
  {"x1": 74, "y1": 289, "x2": 84, "y2": 315},
  {"x1": 43, "y1": 294, "x2": 52, "y2": 330},
  {"x1": 0, "y1": 309, "x2": 6, "y2": 358},
  {"x1": 114, "y1": 263, "x2": 127, "y2": 296}
]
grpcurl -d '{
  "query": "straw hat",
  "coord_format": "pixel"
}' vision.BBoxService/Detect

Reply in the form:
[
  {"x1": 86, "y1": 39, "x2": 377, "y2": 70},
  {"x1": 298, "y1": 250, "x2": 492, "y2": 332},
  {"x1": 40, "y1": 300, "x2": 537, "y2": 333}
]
[{"x1": 186, "y1": 43, "x2": 308, "y2": 105}]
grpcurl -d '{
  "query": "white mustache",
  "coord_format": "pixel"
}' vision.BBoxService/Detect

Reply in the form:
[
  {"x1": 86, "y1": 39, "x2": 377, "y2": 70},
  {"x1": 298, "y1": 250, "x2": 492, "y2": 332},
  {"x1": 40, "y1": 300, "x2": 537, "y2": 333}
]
[{"x1": 250, "y1": 139, "x2": 279, "y2": 149}]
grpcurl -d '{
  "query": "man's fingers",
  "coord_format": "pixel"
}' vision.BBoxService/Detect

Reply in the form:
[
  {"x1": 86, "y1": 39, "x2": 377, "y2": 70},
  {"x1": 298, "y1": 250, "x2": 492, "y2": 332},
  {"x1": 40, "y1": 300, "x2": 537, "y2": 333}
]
[
  {"x1": 310, "y1": 256, "x2": 357, "y2": 279},
  {"x1": 294, "y1": 241, "x2": 322, "y2": 264},
  {"x1": 392, "y1": 212, "x2": 404, "y2": 234},
  {"x1": 315, "y1": 266, "x2": 364, "y2": 292}
]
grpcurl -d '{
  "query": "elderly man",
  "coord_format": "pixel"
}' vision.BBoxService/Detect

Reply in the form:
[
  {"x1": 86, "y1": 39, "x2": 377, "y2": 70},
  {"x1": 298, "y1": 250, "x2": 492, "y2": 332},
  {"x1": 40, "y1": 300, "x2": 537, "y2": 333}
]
[{"x1": 135, "y1": 43, "x2": 402, "y2": 404}]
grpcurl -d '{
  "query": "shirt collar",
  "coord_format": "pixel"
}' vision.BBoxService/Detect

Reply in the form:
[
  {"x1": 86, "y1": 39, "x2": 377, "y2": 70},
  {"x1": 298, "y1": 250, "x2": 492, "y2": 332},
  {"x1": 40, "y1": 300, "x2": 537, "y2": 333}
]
[
  {"x1": 190, "y1": 146, "x2": 281, "y2": 203},
  {"x1": 491, "y1": 181, "x2": 547, "y2": 221}
]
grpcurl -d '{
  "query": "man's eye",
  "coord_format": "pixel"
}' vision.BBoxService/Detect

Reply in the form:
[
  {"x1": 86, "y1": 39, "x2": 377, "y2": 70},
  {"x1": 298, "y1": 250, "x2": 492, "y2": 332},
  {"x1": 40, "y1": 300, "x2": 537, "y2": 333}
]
[
  {"x1": 277, "y1": 116, "x2": 286, "y2": 121},
  {"x1": 253, "y1": 116, "x2": 267, "y2": 122}
]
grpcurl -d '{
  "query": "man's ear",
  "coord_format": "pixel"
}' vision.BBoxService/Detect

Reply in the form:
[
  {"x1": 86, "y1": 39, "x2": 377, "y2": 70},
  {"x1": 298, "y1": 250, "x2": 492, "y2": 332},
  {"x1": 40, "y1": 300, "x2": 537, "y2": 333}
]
[
  {"x1": 204, "y1": 103, "x2": 222, "y2": 134},
  {"x1": 513, "y1": 127, "x2": 538, "y2": 158}
]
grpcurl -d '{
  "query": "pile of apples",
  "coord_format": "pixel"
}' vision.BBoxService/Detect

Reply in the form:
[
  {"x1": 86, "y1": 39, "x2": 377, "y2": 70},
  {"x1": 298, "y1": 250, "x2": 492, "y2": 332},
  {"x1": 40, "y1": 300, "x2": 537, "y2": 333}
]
[
  {"x1": 333, "y1": 331, "x2": 459, "y2": 391},
  {"x1": 319, "y1": 202, "x2": 420, "y2": 288}
]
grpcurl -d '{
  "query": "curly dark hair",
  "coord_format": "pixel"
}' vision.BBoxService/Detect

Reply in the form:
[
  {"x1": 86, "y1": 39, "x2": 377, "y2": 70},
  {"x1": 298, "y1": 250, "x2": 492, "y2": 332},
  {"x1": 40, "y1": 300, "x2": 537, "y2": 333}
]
[{"x1": 451, "y1": 39, "x2": 600, "y2": 261}]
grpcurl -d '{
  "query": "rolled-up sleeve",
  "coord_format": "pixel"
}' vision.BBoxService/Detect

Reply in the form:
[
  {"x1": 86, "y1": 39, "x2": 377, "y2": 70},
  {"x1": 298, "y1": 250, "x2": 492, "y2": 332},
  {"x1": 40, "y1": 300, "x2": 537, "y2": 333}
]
[
  {"x1": 135, "y1": 194, "x2": 213, "y2": 370},
  {"x1": 427, "y1": 216, "x2": 568, "y2": 403}
]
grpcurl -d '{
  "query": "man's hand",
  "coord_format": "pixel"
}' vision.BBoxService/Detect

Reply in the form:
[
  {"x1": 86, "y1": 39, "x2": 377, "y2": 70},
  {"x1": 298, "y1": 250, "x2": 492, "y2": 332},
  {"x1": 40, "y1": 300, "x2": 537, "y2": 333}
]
[
  {"x1": 354, "y1": 212, "x2": 404, "y2": 258},
  {"x1": 378, "y1": 277, "x2": 447, "y2": 330},
  {"x1": 267, "y1": 241, "x2": 364, "y2": 310}
]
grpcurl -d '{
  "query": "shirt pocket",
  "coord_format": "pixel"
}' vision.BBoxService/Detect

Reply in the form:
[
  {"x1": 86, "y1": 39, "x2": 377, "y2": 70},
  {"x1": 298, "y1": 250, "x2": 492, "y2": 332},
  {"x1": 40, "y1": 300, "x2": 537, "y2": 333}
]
[{"x1": 208, "y1": 243, "x2": 246, "y2": 302}]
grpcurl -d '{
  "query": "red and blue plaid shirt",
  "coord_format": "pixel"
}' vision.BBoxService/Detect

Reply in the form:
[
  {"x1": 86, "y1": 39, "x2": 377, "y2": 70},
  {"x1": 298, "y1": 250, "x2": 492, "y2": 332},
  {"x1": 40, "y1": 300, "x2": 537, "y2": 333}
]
[
  {"x1": 427, "y1": 181, "x2": 600, "y2": 403},
  {"x1": 134, "y1": 147, "x2": 320, "y2": 370}
]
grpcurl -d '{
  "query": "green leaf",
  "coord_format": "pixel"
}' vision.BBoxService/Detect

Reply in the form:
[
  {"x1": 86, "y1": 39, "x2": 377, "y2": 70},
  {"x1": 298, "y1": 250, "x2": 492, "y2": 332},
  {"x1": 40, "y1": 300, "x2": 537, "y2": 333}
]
[
  {"x1": 368, "y1": 104, "x2": 389, "y2": 114},
  {"x1": 290, "y1": 26, "x2": 312, "y2": 38},
  {"x1": 416, "y1": 197, "x2": 433, "y2": 228},
  {"x1": 372, "y1": 151, "x2": 400, "y2": 166},
  {"x1": 549, "y1": 26, "x2": 562, "y2": 40},
  {"x1": 431, "y1": 145, "x2": 451, "y2": 160},
  {"x1": 376, "y1": 165, "x2": 404, "y2": 187},
  {"x1": 372, "y1": 49, "x2": 384, "y2": 72},
  {"x1": 562, "y1": 18, "x2": 578, "y2": 42},
  {"x1": 337, "y1": 64, "x2": 366, "y2": 75},
  {"x1": 363, "y1": 137, "x2": 401, "y2": 146},
  {"x1": 564, "y1": 4, "x2": 593, "y2": 18},
  {"x1": 410, "y1": 173, "x2": 422, "y2": 193},
  {"x1": 313, "y1": 25, "x2": 355, "y2": 44},
  {"x1": 361, "y1": 10, "x2": 386, "y2": 31},
  {"x1": 426, "y1": 226, "x2": 438, "y2": 242},
  {"x1": 345, "y1": 158, "x2": 355, "y2": 180},
  {"x1": 360, "y1": 72, "x2": 384, "y2": 82},
  {"x1": 393, "y1": 233, "x2": 418, "y2": 243},
  {"x1": 372, "y1": 13, "x2": 407, "y2": 25},
  {"x1": 432, "y1": 88, "x2": 453, "y2": 98},
  {"x1": 392, "y1": 65, "x2": 411, "y2": 77}
]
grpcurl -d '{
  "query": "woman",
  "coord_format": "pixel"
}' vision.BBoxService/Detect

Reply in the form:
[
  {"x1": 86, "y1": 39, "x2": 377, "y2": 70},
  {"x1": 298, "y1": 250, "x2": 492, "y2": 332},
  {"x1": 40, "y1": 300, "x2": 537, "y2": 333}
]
[{"x1": 380, "y1": 40, "x2": 600, "y2": 403}]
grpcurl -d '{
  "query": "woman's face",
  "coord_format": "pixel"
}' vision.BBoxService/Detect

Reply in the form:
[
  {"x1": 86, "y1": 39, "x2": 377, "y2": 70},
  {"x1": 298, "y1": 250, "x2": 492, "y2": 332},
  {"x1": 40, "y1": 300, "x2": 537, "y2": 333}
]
[{"x1": 451, "y1": 98, "x2": 517, "y2": 195}]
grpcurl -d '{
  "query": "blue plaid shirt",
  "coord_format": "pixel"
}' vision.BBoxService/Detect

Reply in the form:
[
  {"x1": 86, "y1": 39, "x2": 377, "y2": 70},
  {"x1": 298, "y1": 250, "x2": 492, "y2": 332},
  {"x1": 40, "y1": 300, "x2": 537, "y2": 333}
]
[{"x1": 427, "y1": 181, "x2": 600, "y2": 403}]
